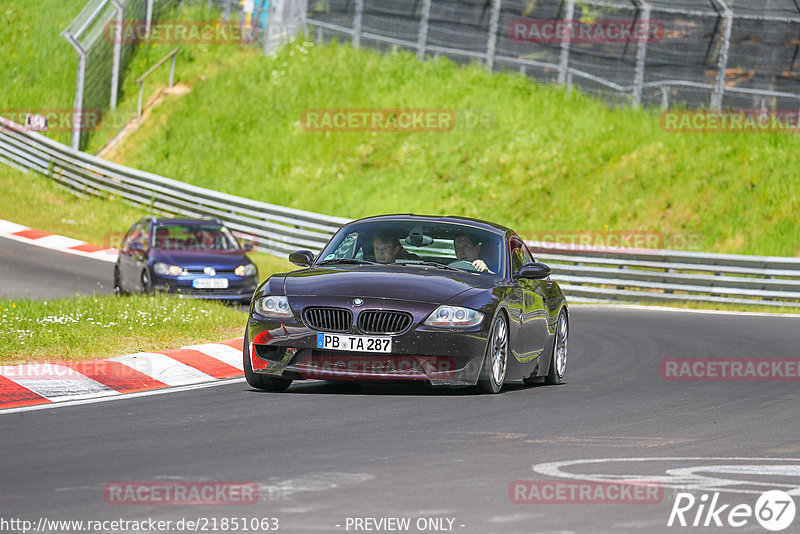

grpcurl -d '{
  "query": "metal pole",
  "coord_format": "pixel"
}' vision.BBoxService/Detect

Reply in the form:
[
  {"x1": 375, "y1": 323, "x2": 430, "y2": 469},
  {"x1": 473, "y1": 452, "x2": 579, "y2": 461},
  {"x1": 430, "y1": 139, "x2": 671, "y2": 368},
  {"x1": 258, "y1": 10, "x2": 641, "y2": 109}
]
[
  {"x1": 417, "y1": 0, "x2": 432, "y2": 60},
  {"x1": 138, "y1": 82, "x2": 144, "y2": 120},
  {"x1": 558, "y1": 0, "x2": 575, "y2": 85},
  {"x1": 62, "y1": 32, "x2": 86, "y2": 151},
  {"x1": 110, "y1": 0, "x2": 124, "y2": 111},
  {"x1": 485, "y1": 0, "x2": 501, "y2": 71},
  {"x1": 353, "y1": 0, "x2": 364, "y2": 48},
  {"x1": 145, "y1": 0, "x2": 154, "y2": 37},
  {"x1": 632, "y1": 0, "x2": 651, "y2": 108},
  {"x1": 711, "y1": 0, "x2": 733, "y2": 110},
  {"x1": 223, "y1": 0, "x2": 231, "y2": 23},
  {"x1": 264, "y1": 0, "x2": 277, "y2": 55},
  {"x1": 169, "y1": 54, "x2": 176, "y2": 88},
  {"x1": 661, "y1": 86, "x2": 669, "y2": 109}
]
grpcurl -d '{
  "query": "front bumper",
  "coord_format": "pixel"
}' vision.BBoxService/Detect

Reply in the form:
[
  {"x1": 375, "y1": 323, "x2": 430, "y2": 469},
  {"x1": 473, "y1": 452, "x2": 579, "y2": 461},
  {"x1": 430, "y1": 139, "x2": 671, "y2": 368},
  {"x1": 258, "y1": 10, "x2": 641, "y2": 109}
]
[
  {"x1": 153, "y1": 274, "x2": 258, "y2": 301},
  {"x1": 247, "y1": 298, "x2": 491, "y2": 386}
]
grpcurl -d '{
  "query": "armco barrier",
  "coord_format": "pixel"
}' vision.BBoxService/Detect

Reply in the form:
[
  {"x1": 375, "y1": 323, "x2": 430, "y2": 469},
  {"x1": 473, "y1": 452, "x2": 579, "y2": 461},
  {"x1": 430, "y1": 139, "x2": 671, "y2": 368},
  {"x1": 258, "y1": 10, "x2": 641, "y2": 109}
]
[{"x1": 1, "y1": 116, "x2": 799, "y2": 307}]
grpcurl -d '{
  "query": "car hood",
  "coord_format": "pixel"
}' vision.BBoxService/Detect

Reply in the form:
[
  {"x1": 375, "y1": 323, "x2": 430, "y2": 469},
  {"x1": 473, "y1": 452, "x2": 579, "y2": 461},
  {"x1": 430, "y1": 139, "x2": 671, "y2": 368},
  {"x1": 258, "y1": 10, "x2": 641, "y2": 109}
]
[
  {"x1": 282, "y1": 265, "x2": 493, "y2": 303},
  {"x1": 151, "y1": 250, "x2": 249, "y2": 270}
]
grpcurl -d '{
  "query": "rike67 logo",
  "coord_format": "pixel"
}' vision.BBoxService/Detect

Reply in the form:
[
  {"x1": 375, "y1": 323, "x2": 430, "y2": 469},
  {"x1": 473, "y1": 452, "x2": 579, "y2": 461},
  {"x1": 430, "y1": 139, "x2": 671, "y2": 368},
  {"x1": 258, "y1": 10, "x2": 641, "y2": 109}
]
[{"x1": 668, "y1": 490, "x2": 796, "y2": 531}]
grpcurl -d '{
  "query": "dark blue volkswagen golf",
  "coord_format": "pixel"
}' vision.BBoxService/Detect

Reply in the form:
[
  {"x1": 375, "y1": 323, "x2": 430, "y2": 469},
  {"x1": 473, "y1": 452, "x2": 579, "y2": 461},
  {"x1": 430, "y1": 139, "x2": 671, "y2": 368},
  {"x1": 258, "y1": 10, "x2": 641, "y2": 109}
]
[{"x1": 114, "y1": 216, "x2": 259, "y2": 303}]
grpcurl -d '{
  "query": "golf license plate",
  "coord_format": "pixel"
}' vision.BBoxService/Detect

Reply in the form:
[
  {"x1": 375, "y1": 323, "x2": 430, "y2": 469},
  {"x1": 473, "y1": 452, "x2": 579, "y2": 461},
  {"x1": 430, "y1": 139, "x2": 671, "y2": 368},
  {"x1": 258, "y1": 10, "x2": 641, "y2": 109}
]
[
  {"x1": 316, "y1": 332, "x2": 392, "y2": 353},
  {"x1": 193, "y1": 278, "x2": 229, "y2": 289}
]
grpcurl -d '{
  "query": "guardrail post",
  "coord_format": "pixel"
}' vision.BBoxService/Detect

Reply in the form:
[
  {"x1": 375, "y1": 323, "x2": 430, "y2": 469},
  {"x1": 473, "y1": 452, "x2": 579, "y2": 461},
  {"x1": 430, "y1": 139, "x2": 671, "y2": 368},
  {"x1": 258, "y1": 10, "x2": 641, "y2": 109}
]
[
  {"x1": 62, "y1": 32, "x2": 86, "y2": 151},
  {"x1": 661, "y1": 86, "x2": 669, "y2": 109},
  {"x1": 710, "y1": 0, "x2": 733, "y2": 110},
  {"x1": 558, "y1": 0, "x2": 575, "y2": 85},
  {"x1": 632, "y1": 0, "x2": 651, "y2": 108},
  {"x1": 352, "y1": 0, "x2": 364, "y2": 48},
  {"x1": 169, "y1": 54, "x2": 176, "y2": 87},
  {"x1": 417, "y1": 0, "x2": 432, "y2": 60},
  {"x1": 485, "y1": 0, "x2": 501, "y2": 71},
  {"x1": 109, "y1": 0, "x2": 123, "y2": 111},
  {"x1": 223, "y1": 0, "x2": 231, "y2": 22}
]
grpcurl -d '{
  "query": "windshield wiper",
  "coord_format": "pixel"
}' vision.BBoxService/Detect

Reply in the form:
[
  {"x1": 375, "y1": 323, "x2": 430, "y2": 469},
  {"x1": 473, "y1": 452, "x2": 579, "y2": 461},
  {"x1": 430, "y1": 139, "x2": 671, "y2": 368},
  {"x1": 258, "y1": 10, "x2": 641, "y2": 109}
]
[
  {"x1": 317, "y1": 258, "x2": 379, "y2": 266},
  {"x1": 400, "y1": 261, "x2": 462, "y2": 272}
]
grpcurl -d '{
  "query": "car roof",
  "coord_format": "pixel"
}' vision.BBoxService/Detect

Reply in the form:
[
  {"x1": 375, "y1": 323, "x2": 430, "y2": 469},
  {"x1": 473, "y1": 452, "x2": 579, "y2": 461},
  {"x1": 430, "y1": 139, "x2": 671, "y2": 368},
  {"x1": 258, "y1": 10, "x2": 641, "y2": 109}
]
[
  {"x1": 143, "y1": 217, "x2": 223, "y2": 226},
  {"x1": 347, "y1": 214, "x2": 513, "y2": 236}
]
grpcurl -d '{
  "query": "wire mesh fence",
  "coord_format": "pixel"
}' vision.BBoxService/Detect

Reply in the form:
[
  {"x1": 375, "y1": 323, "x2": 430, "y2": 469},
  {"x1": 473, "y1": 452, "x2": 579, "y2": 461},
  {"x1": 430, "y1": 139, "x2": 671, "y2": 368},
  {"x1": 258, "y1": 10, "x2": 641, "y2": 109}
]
[{"x1": 304, "y1": 0, "x2": 800, "y2": 111}]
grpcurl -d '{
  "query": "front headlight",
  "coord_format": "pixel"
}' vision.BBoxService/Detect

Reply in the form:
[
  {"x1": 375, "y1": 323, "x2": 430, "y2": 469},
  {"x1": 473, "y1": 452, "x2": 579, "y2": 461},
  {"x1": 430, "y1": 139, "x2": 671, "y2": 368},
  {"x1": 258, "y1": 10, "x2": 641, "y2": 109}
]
[
  {"x1": 424, "y1": 305, "x2": 484, "y2": 328},
  {"x1": 235, "y1": 264, "x2": 257, "y2": 277},
  {"x1": 154, "y1": 262, "x2": 184, "y2": 276},
  {"x1": 254, "y1": 296, "x2": 293, "y2": 318}
]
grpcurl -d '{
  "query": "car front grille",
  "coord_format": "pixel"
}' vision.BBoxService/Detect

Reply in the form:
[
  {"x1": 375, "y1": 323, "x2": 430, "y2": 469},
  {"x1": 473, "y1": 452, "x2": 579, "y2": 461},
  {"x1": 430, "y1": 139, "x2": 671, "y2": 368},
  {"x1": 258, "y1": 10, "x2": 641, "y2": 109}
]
[
  {"x1": 303, "y1": 307, "x2": 353, "y2": 333},
  {"x1": 357, "y1": 310, "x2": 413, "y2": 335}
]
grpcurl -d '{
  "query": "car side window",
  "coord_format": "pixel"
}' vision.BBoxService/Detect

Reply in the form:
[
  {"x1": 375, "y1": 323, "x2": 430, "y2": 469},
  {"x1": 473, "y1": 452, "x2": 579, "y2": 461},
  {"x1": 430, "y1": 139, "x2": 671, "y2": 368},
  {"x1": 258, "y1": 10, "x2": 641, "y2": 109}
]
[
  {"x1": 126, "y1": 223, "x2": 149, "y2": 251},
  {"x1": 509, "y1": 236, "x2": 532, "y2": 273}
]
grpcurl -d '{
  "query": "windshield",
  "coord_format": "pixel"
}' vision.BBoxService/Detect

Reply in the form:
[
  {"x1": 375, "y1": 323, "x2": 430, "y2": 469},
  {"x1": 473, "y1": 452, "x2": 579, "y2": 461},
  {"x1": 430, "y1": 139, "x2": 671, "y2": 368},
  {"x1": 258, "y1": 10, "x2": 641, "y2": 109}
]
[
  {"x1": 316, "y1": 220, "x2": 504, "y2": 276},
  {"x1": 152, "y1": 224, "x2": 241, "y2": 251}
]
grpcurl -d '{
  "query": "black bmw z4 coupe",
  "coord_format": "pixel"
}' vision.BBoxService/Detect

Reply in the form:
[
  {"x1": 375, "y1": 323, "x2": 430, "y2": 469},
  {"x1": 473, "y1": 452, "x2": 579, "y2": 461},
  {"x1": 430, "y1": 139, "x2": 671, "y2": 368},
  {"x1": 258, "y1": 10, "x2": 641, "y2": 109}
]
[{"x1": 244, "y1": 214, "x2": 568, "y2": 393}]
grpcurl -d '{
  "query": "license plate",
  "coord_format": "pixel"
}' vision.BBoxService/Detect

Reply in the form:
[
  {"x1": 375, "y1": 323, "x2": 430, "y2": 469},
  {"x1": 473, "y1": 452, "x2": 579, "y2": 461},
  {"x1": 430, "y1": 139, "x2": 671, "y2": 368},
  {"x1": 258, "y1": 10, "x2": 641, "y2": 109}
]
[
  {"x1": 316, "y1": 332, "x2": 392, "y2": 353},
  {"x1": 193, "y1": 278, "x2": 229, "y2": 289}
]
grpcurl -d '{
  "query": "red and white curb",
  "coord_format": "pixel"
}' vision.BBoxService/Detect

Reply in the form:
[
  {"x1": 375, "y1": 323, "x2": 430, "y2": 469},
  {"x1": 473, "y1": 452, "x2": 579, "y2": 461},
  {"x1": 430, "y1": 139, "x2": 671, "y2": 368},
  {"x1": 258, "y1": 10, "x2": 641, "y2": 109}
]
[
  {"x1": 0, "y1": 219, "x2": 118, "y2": 263},
  {"x1": 0, "y1": 338, "x2": 244, "y2": 410}
]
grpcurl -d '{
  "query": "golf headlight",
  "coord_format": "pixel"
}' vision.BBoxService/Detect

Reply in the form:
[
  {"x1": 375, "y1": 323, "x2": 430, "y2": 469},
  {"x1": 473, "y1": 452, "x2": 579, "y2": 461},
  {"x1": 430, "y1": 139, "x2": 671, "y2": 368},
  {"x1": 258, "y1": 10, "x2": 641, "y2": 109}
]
[
  {"x1": 254, "y1": 296, "x2": 293, "y2": 318},
  {"x1": 154, "y1": 262, "x2": 183, "y2": 276},
  {"x1": 235, "y1": 264, "x2": 257, "y2": 277},
  {"x1": 424, "y1": 305, "x2": 484, "y2": 327}
]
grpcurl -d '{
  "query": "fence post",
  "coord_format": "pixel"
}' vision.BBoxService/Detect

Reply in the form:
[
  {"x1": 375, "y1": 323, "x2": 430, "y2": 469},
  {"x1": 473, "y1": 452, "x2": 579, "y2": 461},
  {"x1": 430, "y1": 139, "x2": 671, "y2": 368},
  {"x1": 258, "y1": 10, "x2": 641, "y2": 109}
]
[
  {"x1": 109, "y1": 0, "x2": 123, "y2": 112},
  {"x1": 145, "y1": 0, "x2": 153, "y2": 37},
  {"x1": 417, "y1": 0, "x2": 432, "y2": 60},
  {"x1": 710, "y1": 0, "x2": 733, "y2": 110},
  {"x1": 485, "y1": 0, "x2": 501, "y2": 71},
  {"x1": 558, "y1": 0, "x2": 575, "y2": 85},
  {"x1": 632, "y1": 0, "x2": 651, "y2": 108},
  {"x1": 62, "y1": 32, "x2": 86, "y2": 151},
  {"x1": 223, "y1": 0, "x2": 231, "y2": 22},
  {"x1": 353, "y1": 0, "x2": 364, "y2": 48}
]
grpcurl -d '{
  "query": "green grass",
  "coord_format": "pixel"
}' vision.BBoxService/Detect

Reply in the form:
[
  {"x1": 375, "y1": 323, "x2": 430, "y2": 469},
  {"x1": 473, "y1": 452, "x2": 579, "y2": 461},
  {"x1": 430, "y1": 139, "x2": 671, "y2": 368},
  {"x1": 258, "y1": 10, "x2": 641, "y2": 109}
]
[
  {"x1": 0, "y1": 294, "x2": 246, "y2": 364},
  {"x1": 0, "y1": 0, "x2": 87, "y2": 145},
  {"x1": 108, "y1": 40, "x2": 800, "y2": 257},
  {"x1": 0, "y1": 164, "x2": 295, "y2": 286}
]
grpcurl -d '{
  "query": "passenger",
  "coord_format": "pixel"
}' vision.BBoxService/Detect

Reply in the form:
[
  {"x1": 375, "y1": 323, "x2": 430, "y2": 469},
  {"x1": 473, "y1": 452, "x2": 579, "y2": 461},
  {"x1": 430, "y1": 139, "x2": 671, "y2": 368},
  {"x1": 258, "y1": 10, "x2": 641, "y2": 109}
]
[{"x1": 454, "y1": 234, "x2": 494, "y2": 273}]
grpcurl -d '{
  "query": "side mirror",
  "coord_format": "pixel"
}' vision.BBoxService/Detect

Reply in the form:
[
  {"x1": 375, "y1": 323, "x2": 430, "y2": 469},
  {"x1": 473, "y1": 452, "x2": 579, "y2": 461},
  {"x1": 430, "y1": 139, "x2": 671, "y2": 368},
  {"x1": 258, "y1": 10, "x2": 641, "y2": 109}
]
[
  {"x1": 516, "y1": 262, "x2": 551, "y2": 280},
  {"x1": 289, "y1": 249, "x2": 314, "y2": 267},
  {"x1": 242, "y1": 242, "x2": 254, "y2": 252}
]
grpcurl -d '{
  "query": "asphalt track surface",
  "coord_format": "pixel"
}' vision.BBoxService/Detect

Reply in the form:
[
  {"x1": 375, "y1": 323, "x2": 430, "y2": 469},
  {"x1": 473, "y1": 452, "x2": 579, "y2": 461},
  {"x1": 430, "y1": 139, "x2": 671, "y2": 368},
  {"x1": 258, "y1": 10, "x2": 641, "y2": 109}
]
[
  {"x1": 3, "y1": 297, "x2": 800, "y2": 533},
  {"x1": 0, "y1": 236, "x2": 113, "y2": 299}
]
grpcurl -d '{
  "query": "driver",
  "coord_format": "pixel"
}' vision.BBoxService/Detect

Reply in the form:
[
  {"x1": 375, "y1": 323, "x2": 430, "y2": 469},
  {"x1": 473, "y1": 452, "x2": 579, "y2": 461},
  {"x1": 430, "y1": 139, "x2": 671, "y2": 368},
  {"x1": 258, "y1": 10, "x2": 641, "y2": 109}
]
[
  {"x1": 454, "y1": 234, "x2": 494, "y2": 273},
  {"x1": 372, "y1": 230, "x2": 401, "y2": 264}
]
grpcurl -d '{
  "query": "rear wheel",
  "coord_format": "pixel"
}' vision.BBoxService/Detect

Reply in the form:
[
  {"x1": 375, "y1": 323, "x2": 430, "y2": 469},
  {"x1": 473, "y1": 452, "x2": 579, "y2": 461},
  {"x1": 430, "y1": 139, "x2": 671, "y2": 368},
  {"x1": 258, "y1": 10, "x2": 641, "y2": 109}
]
[
  {"x1": 477, "y1": 313, "x2": 508, "y2": 394},
  {"x1": 113, "y1": 265, "x2": 125, "y2": 296},
  {"x1": 243, "y1": 329, "x2": 293, "y2": 392},
  {"x1": 545, "y1": 310, "x2": 568, "y2": 385}
]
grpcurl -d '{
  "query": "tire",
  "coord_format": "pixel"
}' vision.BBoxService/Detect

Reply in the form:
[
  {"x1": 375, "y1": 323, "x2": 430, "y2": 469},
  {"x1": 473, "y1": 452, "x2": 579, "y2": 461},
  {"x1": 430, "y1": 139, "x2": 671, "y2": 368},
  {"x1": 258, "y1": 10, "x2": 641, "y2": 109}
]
[
  {"x1": 545, "y1": 310, "x2": 568, "y2": 385},
  {"x1": 113, "y1": 265, "x2": 125, "y2": 296},
  {"x1": 477, "y1": 313, "x2": 509, "y2": 394},
  {"x1": 141, "y1": 268, "x2": 153, "y2": 294},
  {"x1": 243, "y1": 328, "x2": 293, "y2": 392}
]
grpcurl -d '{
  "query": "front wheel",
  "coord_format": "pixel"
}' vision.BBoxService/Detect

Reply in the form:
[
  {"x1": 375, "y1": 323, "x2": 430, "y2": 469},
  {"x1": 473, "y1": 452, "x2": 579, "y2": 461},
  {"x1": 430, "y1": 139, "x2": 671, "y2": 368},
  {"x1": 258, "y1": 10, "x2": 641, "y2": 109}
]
[
  {"x1": 477, "y1": 313, "x2": 508, "y2": 394},
  {"x1": 141, "y1": 268, "x2": 153, "y2": 294},
  {"x1": 545, "y1": 310, "x2": 568, "y2": 385},
  {"x1": 113, "y1": 265, "x2": 125, "y2": 296},
  {"x1": 243, "y1": 329, "x2": 293, "y2": 392}
]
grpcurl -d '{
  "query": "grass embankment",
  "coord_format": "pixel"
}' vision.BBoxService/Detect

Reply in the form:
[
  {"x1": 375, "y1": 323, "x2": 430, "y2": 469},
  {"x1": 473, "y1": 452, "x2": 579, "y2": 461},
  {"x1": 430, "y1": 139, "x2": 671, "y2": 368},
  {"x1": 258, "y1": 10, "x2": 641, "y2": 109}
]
[
  {"x1": 109, "y1": 40, "x2": 800, "y2": 257},
  {"x1": 0, "y1": 294, "x2": 246, "y2": 365}
]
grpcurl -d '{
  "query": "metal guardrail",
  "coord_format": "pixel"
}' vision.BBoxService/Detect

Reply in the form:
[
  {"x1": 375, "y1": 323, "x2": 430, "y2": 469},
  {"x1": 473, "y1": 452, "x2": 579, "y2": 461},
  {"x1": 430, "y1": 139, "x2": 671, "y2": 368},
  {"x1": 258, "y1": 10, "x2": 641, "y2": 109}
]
[
  {"x1": 0, "y1": 117, "x2": 349, "y2": 257},
  {"x1": 1, "y1": 118, "x2": 799, "y2": 307}
]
